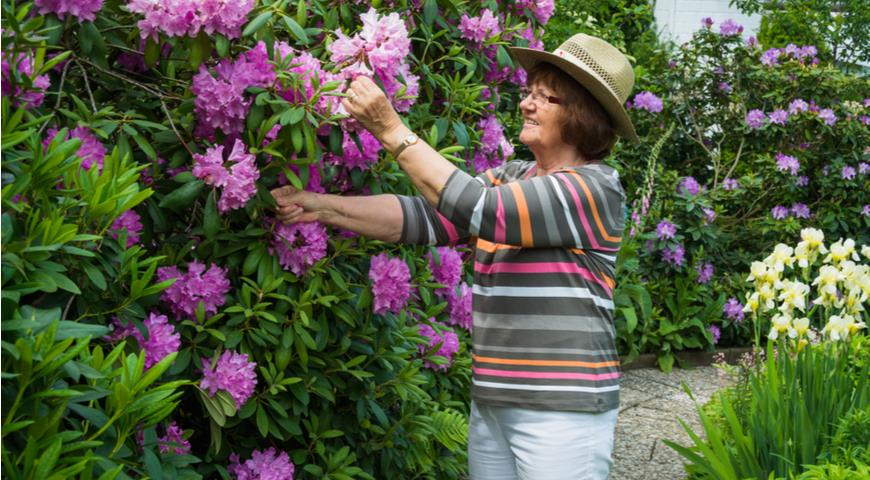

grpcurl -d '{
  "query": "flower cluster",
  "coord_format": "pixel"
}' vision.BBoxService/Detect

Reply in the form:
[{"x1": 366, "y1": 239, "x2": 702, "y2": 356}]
[
  {"x1": 270, "y1": 220, "x2": 328, "y2": 276},
  {"x1": 514, "y1": 0, "x2": 555, "y2": 25},
  {"x1": 418, "y1": 322, "x2": 460, "y2": 371},
  {"x1": 774, "y1": 153, "x2": 800, "y2": 175},
  {"x1": 770, "y1": 203, "x2": 812, "y2": 220},
  {"x1": 718, "y1": 19, "x2": 743, "y2": 36},
  {"x1": 192, "y1": 139, "x2": 261, "y2": 213},
  {"x1": 696, "y1": 262, "x2": 715, "y2": 284},
  {"x1": 723, "y1": 297, "x2": 745, "y2": 323},
  {"x1": 2, "y1": 51, "x2": 51, "y2": 110},
  {"x1": 746, "y1": 99, "x2": 836, "y2": 129},
  {"x1": 323, "y1": 130, "x2": 383, "y2": 170},
  {"x1": 200, "y1": 350, "x2": 257, "y2": 408},
  {"x1": 44, "y1": 127, "x2": 106, "y2": 172},
  {"x1": 158, "y1": 421, "x2": 191, "y2": 455},
  {"x1": 110, "y1": 210, "x2": 143, "y2": 247},
  {"x1": 655, "y1": 220, "x2": 677, "y2": 240},
  {"x1": 368, "y1": 253, "x2": 412, "y2": 315},
  {"x1": 428, "y1": 247, "x2": 463, "y2": 294},
  {"x1": 447, "y1": 283, "x2": 473, "y2": 331},
  {"x1": 329, "y1": 8, "x2": 418, "y2": 111},
  {"x1": 35, "y1": 0, "x2": 100, "y2": 20},
  {"x1": 157, "y1": 261, "x2": 231, "y2": 319},
  {"x1": 661, "y1": 244, "x2": 686, "y2": 266},
  {"x1": 274, "y1": 43, "x2": 340, "y2": 120},
  {"x1": 472, "y1": 115, "x2": 514, "y2": 173},
  {"x1": 742, "y1": 229, "x2": 868, "y2": 344},
  {"x1": 677, "y1": 176, "x2": 700, "y2": 196},
  {"x1": 108, "y1": 313, "x2": 181, "y2": 369},
  {"x1": 191, "y1": 42, "x2": 275, "y2": 137},
  {"x1": 228, "y1": 447, "x2": 295, "y2": 480},
  {"x1": 760, "y1": 44, "x2": 819, "y2": 67},
  {"x1": 458, "y1": 9, "x2": 501, "y2": 47},
  {"x1": 127, "y1": 0, "x2": 255, "y2": 40},
  {"x1": 628, "y1": 91, "x2": 663, "y2": 113}
]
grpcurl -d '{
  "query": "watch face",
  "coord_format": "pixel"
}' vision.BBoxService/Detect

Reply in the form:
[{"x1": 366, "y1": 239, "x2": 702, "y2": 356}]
[{"x1": 407, "y1": 134, "x2": 418, "y2": 144}]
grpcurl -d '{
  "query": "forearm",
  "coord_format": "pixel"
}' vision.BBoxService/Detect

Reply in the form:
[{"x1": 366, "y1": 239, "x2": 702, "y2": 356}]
[
  {"x1": 313, "y1": 193, "x2": 403, "y2": 243},
  {"x1": 379, "y1": 125, "x2": 458, "y2": 208}
]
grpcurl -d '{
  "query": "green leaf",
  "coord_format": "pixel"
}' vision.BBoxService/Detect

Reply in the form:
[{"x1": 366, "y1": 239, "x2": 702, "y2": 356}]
[
  {"x1": 188, "y1": 32, "x2": 211, "y2": 69},
  {"x1": 143, "y1": 448, "x2": 163, "y2": 480},
  {"x1": 282, "y1": 15, "x2": 309, "y2": 44},
  {"x1": 144, "y1": 38, "x2": 160, "y2": 68},
  {"x1": 159, "y1": 180, "x2": 204, "y2": 210},
  {"x1": 244, "y1": 11, "x2": 273, "y2": 37},
  {"x1": 203, "y1": 191, "x2": 219, "y2": 240},
  {"x1": 296, "y1": 0, "x2": 307, "y2": 28},
  {"x1": 256, "y1": 405, "x2": 269, "y2": 437},
  {"x1": 55, "y1": 321, "x2": 109, "y2": 340},
  {"x1": 83, "y1": 263, "x2": 107, "y2": 290},
  {"x1": 423, "y1": 0, "x2": 438, "y2": 25},
  {"x1": 215, "y1": 34, "x2": 229, "y2": 58},
  {"x1": 198, "y1": 389, "x2": 226, "y2": 426}
]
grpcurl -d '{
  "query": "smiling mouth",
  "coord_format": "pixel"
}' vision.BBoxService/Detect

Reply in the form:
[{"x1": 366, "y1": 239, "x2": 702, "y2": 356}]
[{"x1": 524, "y1": 119, "x2": 540, "y2": 126}]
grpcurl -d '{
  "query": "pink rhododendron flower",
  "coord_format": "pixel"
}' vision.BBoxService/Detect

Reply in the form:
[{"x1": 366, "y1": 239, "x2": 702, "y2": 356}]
[
  {"x1": 771, "y1": 205, "x2": 789, "y2": 220},
  {"x1": 1, "y1": 51, "x2": 51, "y2": 110},
  {"x1": 678, "y1": 176, "x2": 700, "y2": 196},
  {"x1": 656, "y1": 220, "x2": 676, "y2": 240},
  {"x1": 229, "y1": 447, "x2": 295, "y2": 480},
  {"x1": 368, "y1": 253, "x2": 411, "y2": 315},
  {"x1": 722, "y1": 178, "x2": 739, "y2": 190},
  {"x1": 323, "y1": 130, "x2": 383, "y2": 170},
  {"x1": 447, "y1": 283, "x2": 473, "y2": 331},
  {"x1": 418, "y1": 322, "x2": 460, "y2": 371},
  {"x1": 818, "y1": 108, "x2": 837, "y2": 126},
  {"x1": 768, "y1": 109, "x2": 788, "y2": 125},
  {"x1": 708, "y1": 324, "x2": 721, "y2": 344},
  {"x1": 724, "y1": 298, "x2": 744, "y2": 322},
  {"x1": 44, "y1": 126, "x2": 106, "y2": 172},
  {"x1": 718, "y1": 19, "x2": 743, "y2": 36},
  {"x1": 696, "y1": 262, "x2": 714, "y2": 283},
  {"x1": 201, "y1": 350, "x2": 257, "y2": 408},
  {"x1": 629, "y1": 91, "x2": 663, "y2": 113},
  {"x1": 192, "y1": 139, "x2": 260, "y2": 213},
  {"x1": 35, "y1": 0, "x2": 102, "y2": 21},
  {"x1": 661, "y1": 244, "x2": 685, "y2": 266},
  {"x1": 158, "y1": 421, "x2": 191, "y2": 455},
  {"x1": 472, "y1": 115, "x2": 514, "y2": 173},
  {"x1": 270, "y1": 220, "x2": 328, "y2": 276},
  {"x1": 458, "y1": 9, "x2": 501, "y2": 46},
  {"x1": 775, "y1": 153, "x2": 800, "y2": 175},
  {"x1": 110, "y1": 210, "x2": 143, "y2": 247},
  {"x1": 108, "y1": 312, "x2": 180, "y2": 369},
  {"x1": 745, "y1": 109, "x2": 766, "y2": 129},
  {"x1": 127, "y1": 0, "x2": 254, "y2": 40},
  {"x1": 157, "y1": 261, "x2": 231, "y2": 319},
  {"x1": 428, "y1": 247, "x2": 463, "y2": 294}
]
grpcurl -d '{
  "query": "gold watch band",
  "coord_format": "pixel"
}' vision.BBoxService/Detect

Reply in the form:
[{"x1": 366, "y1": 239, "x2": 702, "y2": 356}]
[{"x1": 392, "y1": 133, "x2": 419, "y2": 158}]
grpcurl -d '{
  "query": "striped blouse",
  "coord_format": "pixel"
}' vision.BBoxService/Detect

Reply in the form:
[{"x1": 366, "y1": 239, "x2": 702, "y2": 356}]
[{"x1": 397, "y1": 160, "x2": 625, "y2": 412}]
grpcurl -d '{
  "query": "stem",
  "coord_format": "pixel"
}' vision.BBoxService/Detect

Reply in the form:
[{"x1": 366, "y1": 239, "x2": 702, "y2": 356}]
[
  {"x1": 74, "y1": 59, "x2": 98, "y2": 112},
  {"x1": 37, "y1": 58, "x2": 71, "y2": 136}
]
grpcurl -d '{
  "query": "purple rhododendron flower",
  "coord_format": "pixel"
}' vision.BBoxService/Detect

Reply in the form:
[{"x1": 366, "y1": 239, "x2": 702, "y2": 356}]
[
  {"x1": 760, "y1": 48, "x2": 780, "y2": 66},
  {"x1": 34, "y1": 0, "x2": 102, "y2": 21},
  {"x1": 863, "y1": 205, "x2": 870, "y2": 216},
  {"x1": 127, "y1": 0, "x2": 254, "y2": 40},
  {"x1": 768, "y1": 109, "x2": 788, "y2": 125},
  {"x1": 696, "y1": 263, "x2": 714, "y2": 284},
  {"x1": 702, "y1": 207, "x2": 716, "y2": 224},
  {"x1": 110, "y1": 210, "x2": 143, "y2": 248},
  {"x1": 745, "y1": 109, "x2": 766, "y2": 129},
  {"x1": 775, "y1": 153, "x2": 800, "y2": 176},
  {"x1": 791, "y1": 203, "x2": 811, "y2": 219},
  {"x1": 656, "y1": 220, "x2": 677, "y2": 240},
  {"x1": 368, "y1": 253, "x2": 412, "y2": 315},
  {"x1": 796, "y1": 176, "x2": 809, "y2": 187},
  {"x1": 107, "y1": 313, "x2": 180, "y2": 369},
  {"x1": 723, "y1": 298, "x2": 745, "y2": 323},
  {"x1": 818, "y1": 108, "x2": 837, "y2": 126},
  {"x1": 192, "y1": 139, "x2": 260, "y2": 213},
  {"x1": 858, "y1": 162, "x2": 868, "y2": 175},
  {"x1": 324, "y1": 130, "x2": 383, "y2": 170},
  {"x1": 418, "y1": 322, "x2": 460, "y2": 371},
  {"x1": 746, "y1": 36, "x2": 758, "y2": 48},
  {"x1": 678, "y1": 176, "x2": 700, "y2": 196},
  {"x1": 841, "y1": 165, "x2": 856, "y2": 180},
  {"x1": 722, "y1": 178, "x2": 739, "y2": 190},
  {"x1": 718, "y1": 19, "x2": 743, "y2": 36},
  {"x1": 2, "y1": 51, "x2": 51, "y2": 109},
  {"x1": 228, "y1": 447, "x2": 295, "y2": 480},
  {"x1": 771, "y1": 205, "x2": 789, "y2": 220},
  {"x1": 661, "y1": 244, "x2": 686, "y2": 266},
  {"x1": 201, "y1": 350, "x2": 257, "y2": 408},
  {"x1": 701, "y1": 17, "x2": 713, "y2": 28},
  {"x1": 789, "y1": 99, "x2": 809, "y2": 114},
  {"x1": 44, "y1": 127, "x2": 106, "y2": 172},
  {"x1": 428, "y1": 247, "x2": 463, "y2": 294},
  {"x1": 157, "y1": 261, "x2": 231, "y2": 319},
  {"x1": 447, "y1": 283, "x2": 473, "y2": 331},
  {"x1": 472, "y1": 115, "x2": 514, "y2": 173},
  {"x1": 158, "y1": 422, "x2": 191, "y2": 455},
  {"x1": 630, "y1": 91, "x2": 663, "y2": 113},
  {"x1": 718, "y1": 82, "x2": 732, "y2": 93},
  {"x1": 270, "y1": 220, "x2": 328, "y2": 276},
  {"x1": 708, "y1": 324, "x2": 721, "y2": 344},
  {"x1": 274, "y1": 43, "x2": 340, "y2": 120},
  {"x1": 458, "y1": 9, "x2": 501, "y2": 46}
]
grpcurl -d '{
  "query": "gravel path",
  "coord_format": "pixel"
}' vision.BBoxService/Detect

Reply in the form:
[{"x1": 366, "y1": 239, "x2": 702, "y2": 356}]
[{"x1": 610, "y1": 366, "x2": 729, "y2": 480}]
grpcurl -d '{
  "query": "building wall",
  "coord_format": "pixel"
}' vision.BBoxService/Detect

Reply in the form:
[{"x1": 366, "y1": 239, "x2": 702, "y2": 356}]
[{"x1": 654, "y1": 0, "x2": 762, "y2": 44}]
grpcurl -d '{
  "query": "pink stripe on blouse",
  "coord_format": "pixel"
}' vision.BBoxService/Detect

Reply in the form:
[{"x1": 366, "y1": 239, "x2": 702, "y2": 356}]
[
  {"x1": 494, "y1": 188, "x2": 506, "y2": 244},
  {"x1": 555, "y1": 174, "x2": 602, "y2": 250},
  {"x1": 474, "y1": 367, "x2": 620, "y2": 381},
  {"x1": 473, "y1": 261, "x2": 613, "y2": 294},
  {"x1": 435, "y1": 210, "x2": 460, "y2": 243}
]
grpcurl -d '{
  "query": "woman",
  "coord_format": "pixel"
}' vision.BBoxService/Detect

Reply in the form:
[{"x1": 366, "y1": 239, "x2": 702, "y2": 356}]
[{"x1": 273, "y1": 33, "x2": 637, "y2": 479}]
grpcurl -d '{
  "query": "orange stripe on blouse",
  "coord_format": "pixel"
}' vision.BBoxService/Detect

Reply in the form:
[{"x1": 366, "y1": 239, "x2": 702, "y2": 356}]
[
  {"x1": 506, "y1": 182, "x2": 533, "y2": 246},
  {"x1": 473, "y1": 354, "x2": 620, "y2": 369},
  {"x1": 486, "y1": 170, "x2": 502, "y2": 186},
  {"x1": 476, "y1": 238, "x2": 520, "y2": 252},
  {"x1": 561, "y1": 170, "x2": 621, "y2": 244}
]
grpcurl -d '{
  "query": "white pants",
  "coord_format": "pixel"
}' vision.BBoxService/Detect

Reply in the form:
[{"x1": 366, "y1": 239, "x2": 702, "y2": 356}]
[{"x1": 468, "y1": 401, "x2": 619, "y2": 480}]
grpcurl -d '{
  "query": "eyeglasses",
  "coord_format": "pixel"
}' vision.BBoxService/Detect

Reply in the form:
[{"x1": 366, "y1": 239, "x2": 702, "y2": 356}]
[{"x1": 518, "y1": 86, "x2": 561, "y2": 107}]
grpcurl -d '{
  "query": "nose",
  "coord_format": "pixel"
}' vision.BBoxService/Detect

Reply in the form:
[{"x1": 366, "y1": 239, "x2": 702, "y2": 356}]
[{"x1": 519, "y1": 94, "x2": 535, "y2": 113}]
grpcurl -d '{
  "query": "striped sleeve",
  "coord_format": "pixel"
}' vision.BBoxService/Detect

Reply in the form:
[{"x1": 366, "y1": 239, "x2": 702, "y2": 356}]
[
  {"x1": 397, "y1": 195, "x2": 469, "y2": 245},
  {"x1": 436, "y1": 167, "x2": 625, "y2": 250}
]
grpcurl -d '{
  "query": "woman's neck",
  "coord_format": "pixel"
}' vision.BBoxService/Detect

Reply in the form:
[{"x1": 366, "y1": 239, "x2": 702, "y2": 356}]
[{"x1": 532, "y1": 146, "x2": 592, "y2": 176}]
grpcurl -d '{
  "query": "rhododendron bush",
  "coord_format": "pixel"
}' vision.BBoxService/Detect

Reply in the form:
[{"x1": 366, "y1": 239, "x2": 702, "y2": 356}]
[{"x1": 1, "y1": 0, "x2": 549, "y2": 478}]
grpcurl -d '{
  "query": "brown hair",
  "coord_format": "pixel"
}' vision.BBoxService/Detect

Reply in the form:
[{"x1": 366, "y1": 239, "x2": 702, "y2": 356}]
[{"x1": 526, "y1": 63, "x2": 617, "y2": 160}]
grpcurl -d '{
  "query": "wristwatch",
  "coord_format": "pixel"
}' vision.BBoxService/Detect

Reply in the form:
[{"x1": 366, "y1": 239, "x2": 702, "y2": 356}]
[{"x1": 392, "y1": 133, "x2": 419, "y2": 158}]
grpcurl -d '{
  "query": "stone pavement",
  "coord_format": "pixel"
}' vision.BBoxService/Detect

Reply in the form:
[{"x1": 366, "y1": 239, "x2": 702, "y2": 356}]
[{"x1": 610, "y1": 366, "x2": 729, "y2": 480}]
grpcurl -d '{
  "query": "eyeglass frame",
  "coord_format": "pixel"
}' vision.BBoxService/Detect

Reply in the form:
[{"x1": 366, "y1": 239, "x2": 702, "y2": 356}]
[{"x1": 518, "y1": 85, "x2": 562, "y2": 106}]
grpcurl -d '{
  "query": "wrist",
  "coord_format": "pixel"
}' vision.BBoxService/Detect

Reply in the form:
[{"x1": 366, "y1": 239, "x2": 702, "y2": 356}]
[{"x1": 381, "y1": 124, "x2": 414, "y2": 155}]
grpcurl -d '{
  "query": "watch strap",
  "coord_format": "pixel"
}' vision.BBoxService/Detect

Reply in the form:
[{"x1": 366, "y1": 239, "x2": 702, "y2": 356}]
[{"x1": 392, "y1": 133, "x2": 418, "y2": 158}]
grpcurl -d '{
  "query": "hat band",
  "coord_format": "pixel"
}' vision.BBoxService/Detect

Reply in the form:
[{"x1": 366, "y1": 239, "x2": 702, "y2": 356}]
[{"x1": 553, "y1": 46, "x2": 624, "y2": 100}]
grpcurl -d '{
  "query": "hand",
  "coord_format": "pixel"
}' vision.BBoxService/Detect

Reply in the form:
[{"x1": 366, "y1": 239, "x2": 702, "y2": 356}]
[
  {"x1": 342, "y1": 76, "x2": 404, "y2": 141},
  {"x1": 271, "y1": 186, "x2": 320, "y2": 224}
]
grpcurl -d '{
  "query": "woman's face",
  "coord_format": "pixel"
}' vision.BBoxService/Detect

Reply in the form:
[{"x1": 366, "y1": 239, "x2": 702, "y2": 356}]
[{"x1": 518, "y1": 82, "x2": 565, "y2": 151}]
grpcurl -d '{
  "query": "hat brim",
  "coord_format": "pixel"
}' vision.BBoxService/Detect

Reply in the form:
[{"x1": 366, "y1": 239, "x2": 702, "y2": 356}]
[{"x1": 508, "y1": 46, "x2": 639, "y2": 142}]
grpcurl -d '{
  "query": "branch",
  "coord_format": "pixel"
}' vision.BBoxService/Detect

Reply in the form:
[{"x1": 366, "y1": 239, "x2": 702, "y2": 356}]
[
  {"x1": 162, "y1": 100, "x2": 194, "y2": 157},
  {"x1": 74, "y1": 59, "x2": 98, "y2": 112},
  {"x1": 37, "y1": 58, "x2": 71, "y2": 136}
]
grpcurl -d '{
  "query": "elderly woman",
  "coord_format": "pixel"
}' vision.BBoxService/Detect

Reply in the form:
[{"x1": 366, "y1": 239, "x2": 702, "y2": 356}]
[{"x1": 273, "y1": 33, "x2": 636, "y2": 479}]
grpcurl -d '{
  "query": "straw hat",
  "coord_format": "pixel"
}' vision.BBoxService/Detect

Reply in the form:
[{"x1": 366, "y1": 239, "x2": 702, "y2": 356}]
[{"x1": 509, "y1": 34, "x2": 639, "y2": 142}]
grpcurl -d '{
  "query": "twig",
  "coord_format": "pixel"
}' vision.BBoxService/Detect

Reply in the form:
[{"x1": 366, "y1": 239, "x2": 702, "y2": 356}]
[
  {"x1": 720, "y1": 137, "x2": 745, "y2": 188},
  {"x1": 74, "y1": 55, "x2": 179, "y2": 99},
  {"x1": 61, "y1": 293, "x2": 76, "y2": 320},
  {"x1": 37, "y1": 58, "x2": 71, "y2": 136},
  {"x1": 161, "y1": 100, "x2": 194, "y2": 156},
  {"x1": 74, "y1": 59, "x2": 98, "y2": 112}
]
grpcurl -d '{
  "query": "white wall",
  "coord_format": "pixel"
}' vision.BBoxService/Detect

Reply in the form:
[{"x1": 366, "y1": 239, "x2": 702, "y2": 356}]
[{"x1": 654, "y1": 0, "x2": 762, "y2": 45}]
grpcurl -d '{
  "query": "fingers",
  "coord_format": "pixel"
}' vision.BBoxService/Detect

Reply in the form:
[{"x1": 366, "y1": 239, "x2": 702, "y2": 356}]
[
  {"x1": 270, "y1": 185, "x2": 301, "y2": 207},
  {"x1": 276, "y1": 204, "x2": 303, "y2": 224}
]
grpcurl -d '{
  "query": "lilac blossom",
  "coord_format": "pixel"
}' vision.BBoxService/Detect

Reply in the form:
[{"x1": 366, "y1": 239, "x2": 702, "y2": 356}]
[
  {"x1": 201, "y1": 350, "x2": 257, "y2": 408},
  {"x1": 722, "y1": 178, "x2": 739, "y2": 190},
  {"x1": 157, "y1": 261, "x2": 231, "y2": 319},
  {"x1": 661, "y1": 244, "x2": 686, "y2": 266},
  {"x1": 44, "y1": 127, "x2": 106, "y2": 172},
  {"x1": 228, "y1": 448, "x2": 295, "y2": 480},
  {"x1": 841, "y1": 165, "x2": 856, "y2": 180},
  {"x1": 745, "y1": 109, "x2": 766, "y2": 129},
  {"x1": 791, "y1": 203, "x2": 811, "y2": 218},
  {"x1": 270, "y1": 221, "x2": 328, "y2": 276},
  {"x1": 629, "y1": 91, "x2": 663, "y2": 113},
  {"x1": 192, "y1": 139, "x2": 260, "y2": 213},
  {"x1": 718, "y1": 19, "x2": 743, "y2": 36},
  {"x1": 768, "y1": 109, "x2": 788, "y2": 125},
  {"x1": 110, "y1": 210, "x2": 143, "y2": 247},
  {"x1": 418, "y1": 322, "x2": 460, "y2": 371},
  {"x1": 655, "y1": 220, "x2": 677, "y2": 240},
  {"x1": 723, "y1": 298, "x2": 745, "y2": 323},
  {"x1": 696, "y1": 263, "x2": 714, "y2": 283},
  {"x1": 775, "y1": 153, "x2": 800, "y2": 175},
  {"x1": 818, "y1": 108, "x2": 837, "y2": 126},
  {"x1": 2, "y1": 51, "x2": 51, "y2": 109},
  {"x1": 708, "y1": 324, "x2": 721, "y2": 344},
  {"x1": 34, "y1": 0, "x2": 102, "y2": 21},
  {"x1": 771, "y1": 205, "x2": 789, "y2": 220},
  {"x1": 158, "y1": 422, "x2": 191, "y2": 455},
  {"x1": 368, "y1": 253, "x2": 412, "y2": 315}
]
